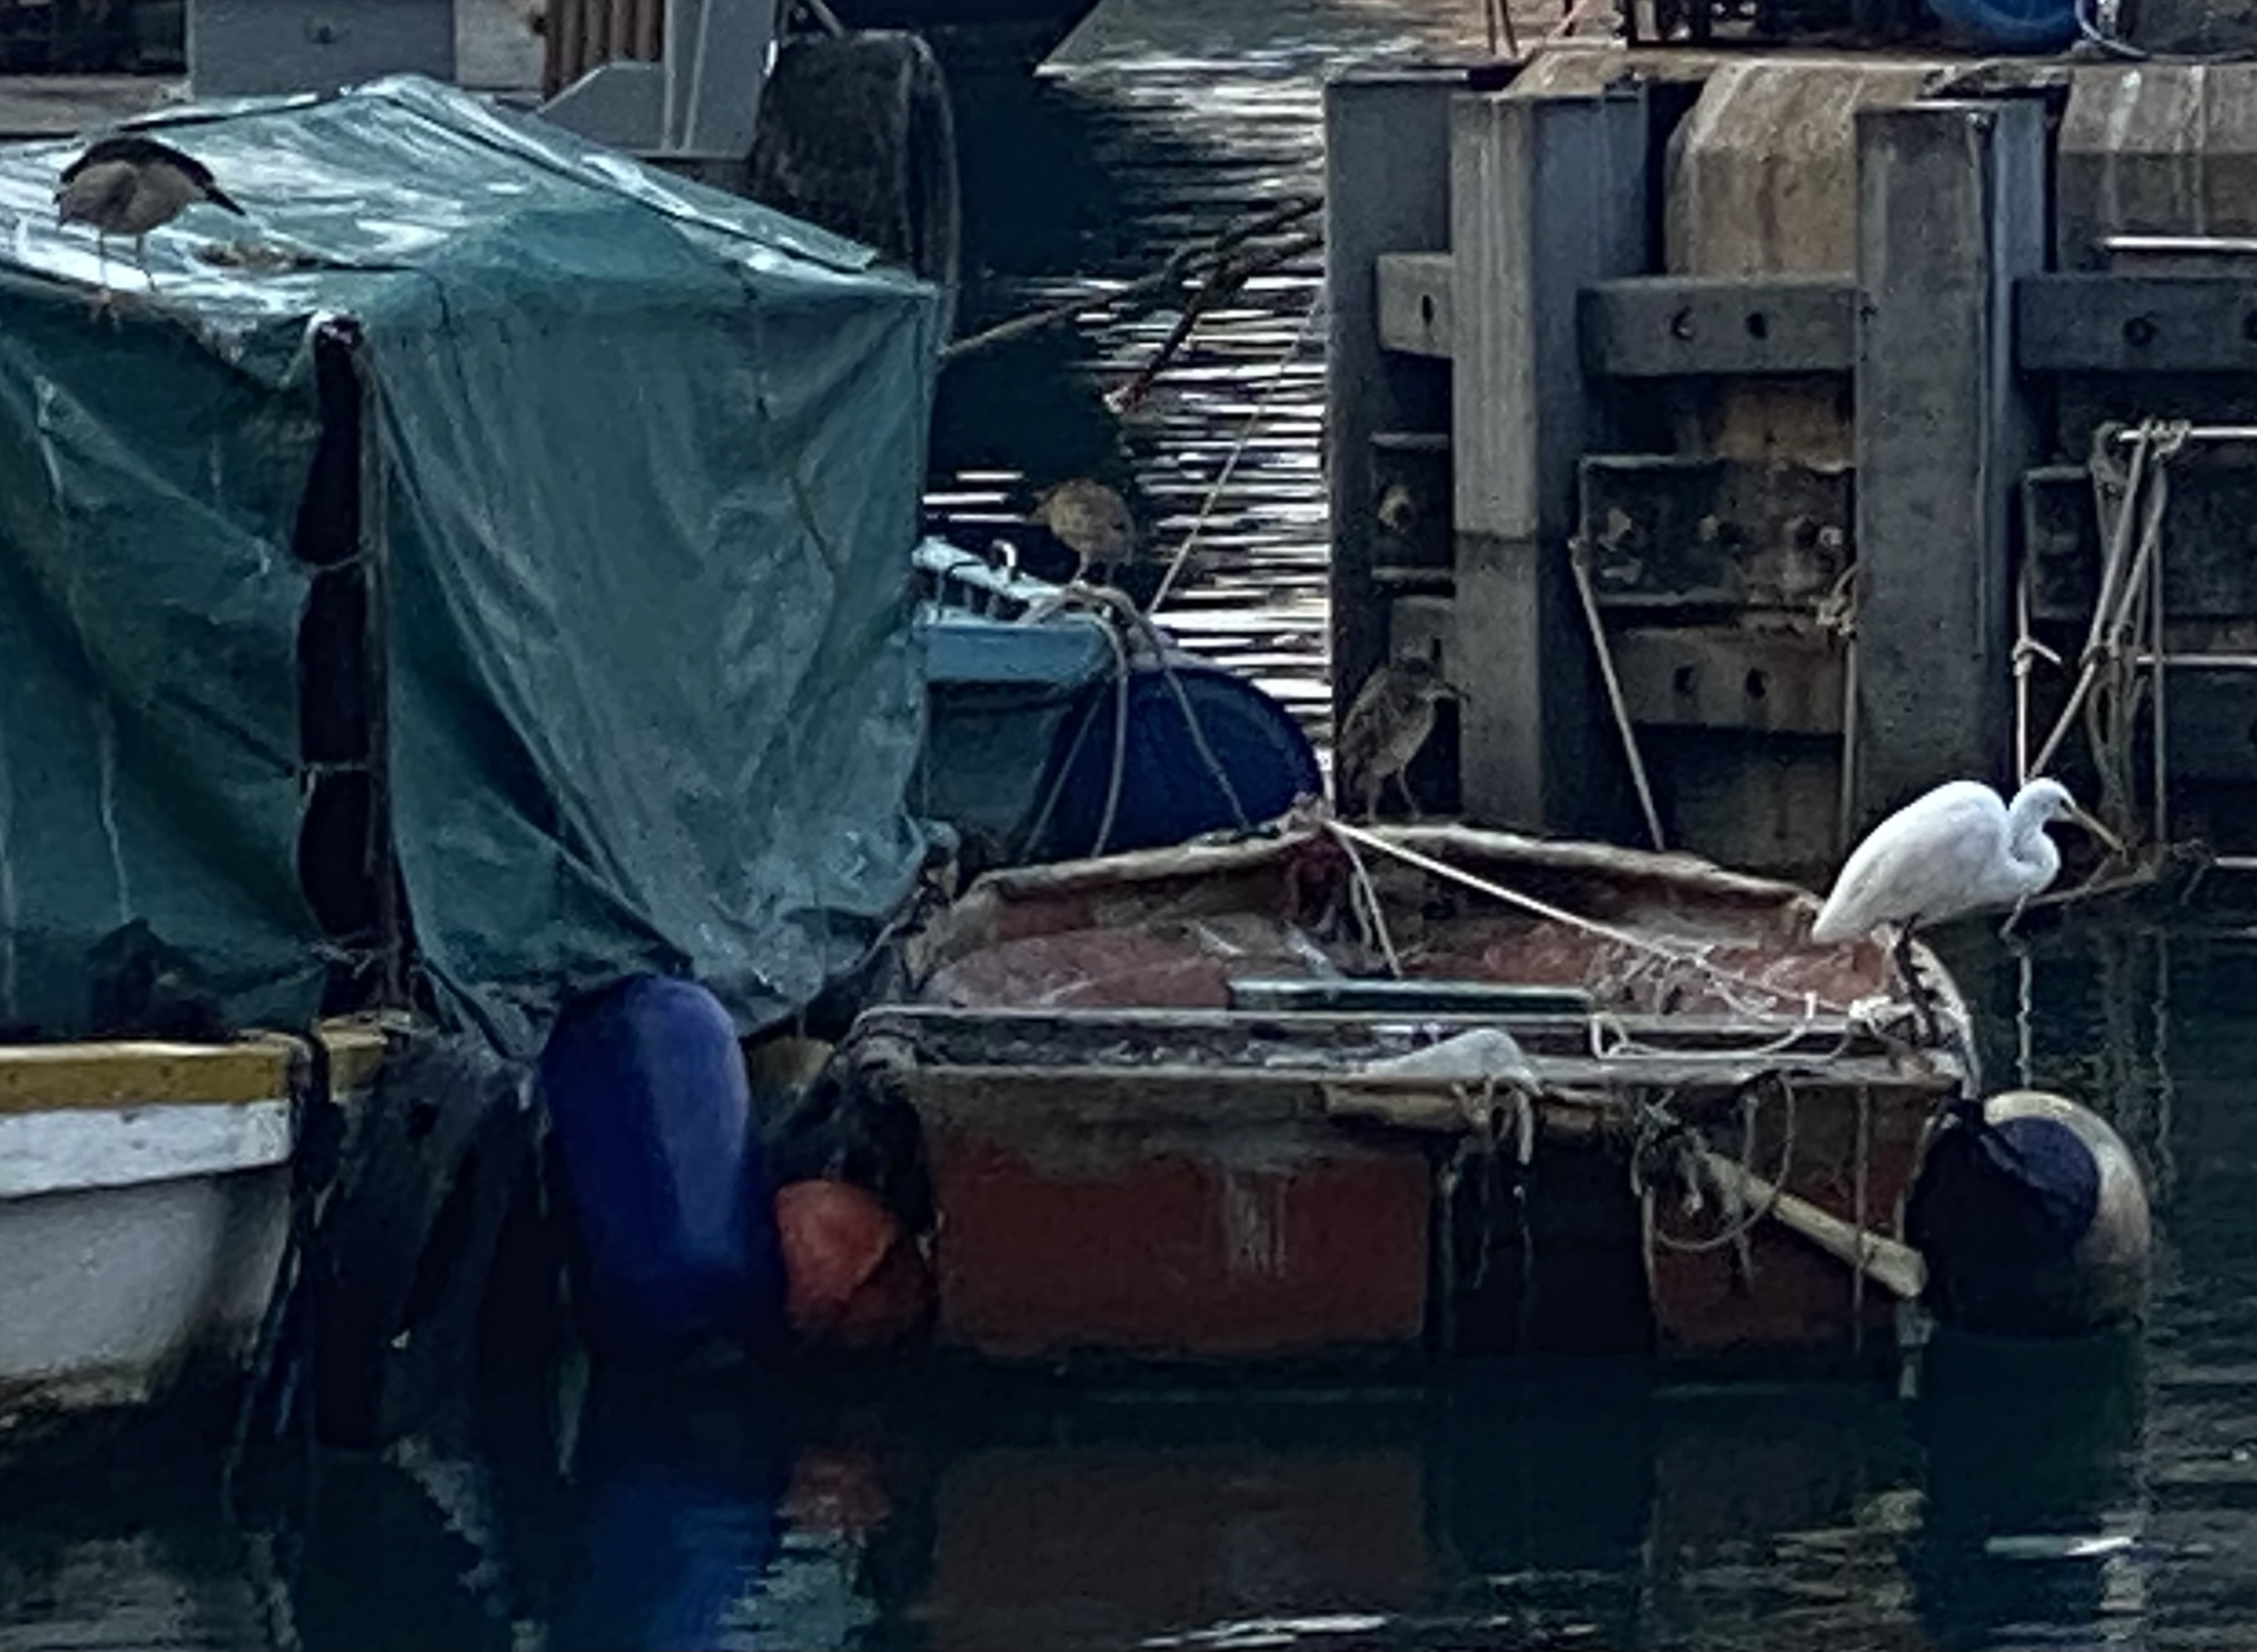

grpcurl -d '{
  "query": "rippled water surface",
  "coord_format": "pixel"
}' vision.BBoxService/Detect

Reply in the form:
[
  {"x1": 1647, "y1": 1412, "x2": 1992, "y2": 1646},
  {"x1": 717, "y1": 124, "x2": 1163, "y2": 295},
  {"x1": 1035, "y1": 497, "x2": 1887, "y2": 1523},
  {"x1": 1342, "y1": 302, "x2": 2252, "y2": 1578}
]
[
  {"x1": 3, "y1": 4, "x2": 2254, "y2": 1648},
  {"x1": 922, "y1": 0, "x2": 1472, "y2": 736}
]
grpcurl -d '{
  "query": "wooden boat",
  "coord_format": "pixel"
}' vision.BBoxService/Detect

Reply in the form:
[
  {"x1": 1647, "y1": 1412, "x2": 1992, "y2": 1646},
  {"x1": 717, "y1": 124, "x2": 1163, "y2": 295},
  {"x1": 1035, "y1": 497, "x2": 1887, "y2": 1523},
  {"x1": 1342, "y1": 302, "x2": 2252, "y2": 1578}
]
[
  {"x1": 0, "y1": 1023, "x2": 385, "y2": 1453},
  {"x1": 826, "y1": 817, "x2": 1973, "y2": 1379}
]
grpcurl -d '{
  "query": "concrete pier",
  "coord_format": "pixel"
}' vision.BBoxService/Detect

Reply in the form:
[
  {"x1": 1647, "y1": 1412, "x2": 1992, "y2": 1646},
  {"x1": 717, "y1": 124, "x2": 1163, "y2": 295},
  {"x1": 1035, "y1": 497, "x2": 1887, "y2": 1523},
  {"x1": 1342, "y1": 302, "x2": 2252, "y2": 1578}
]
[
  {"x1": 1447, "y1": 84, "x2": 1647, "y2": 835},
  {"x1": 1323, "y1": 68, "x2": 1458, "y2": 787},
  {"x1": 1328, "y1": 47, "x2": 2257, "y2": 880},
  {"x1": 1851, "y1": 99, "x2": 2046, "y2": 829}
]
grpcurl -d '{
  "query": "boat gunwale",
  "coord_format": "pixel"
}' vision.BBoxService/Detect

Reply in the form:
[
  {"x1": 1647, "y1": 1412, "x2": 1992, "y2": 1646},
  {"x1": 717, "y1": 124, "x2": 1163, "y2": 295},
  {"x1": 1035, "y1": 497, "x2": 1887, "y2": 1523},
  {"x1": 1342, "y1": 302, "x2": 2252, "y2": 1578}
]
[
  {"x1": 933, "y1": 820, "x2": 1832, "y2": 914},
  {"x1": 0, "y1": 1018, "x2": 392, "y2": 1116}
]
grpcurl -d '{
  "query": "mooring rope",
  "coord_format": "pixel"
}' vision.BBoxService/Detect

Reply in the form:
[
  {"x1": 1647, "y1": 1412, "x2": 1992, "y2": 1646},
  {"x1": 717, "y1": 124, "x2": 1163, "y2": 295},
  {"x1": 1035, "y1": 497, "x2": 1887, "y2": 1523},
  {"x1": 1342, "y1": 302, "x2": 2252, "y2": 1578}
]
[
  {"x1": 1324, "y1": 818, "x2": 1406, "y2": 978},
  {"x1": 1567, "y1": 534, "x2": 1668, "y2": 852},
  {"x1": 1324, "y1": 819, "x2": 1860, "y2": 1026},
  {"x1": 1632, "y1": 1074, "x2": 1802, "y2": 1255},
  {"x1": 2026, "y1": 417, "x2": 2188, "y2": 789},
  {"x1": 1814, "y1": 562, "x2": 1860, "y2": 860},
  {"x1": 1011, "y1": 581, "x2": 1252, "y2": 860},
  {"x1": 1147, "y1": 284, "x2": 1327, "y2": 617}
]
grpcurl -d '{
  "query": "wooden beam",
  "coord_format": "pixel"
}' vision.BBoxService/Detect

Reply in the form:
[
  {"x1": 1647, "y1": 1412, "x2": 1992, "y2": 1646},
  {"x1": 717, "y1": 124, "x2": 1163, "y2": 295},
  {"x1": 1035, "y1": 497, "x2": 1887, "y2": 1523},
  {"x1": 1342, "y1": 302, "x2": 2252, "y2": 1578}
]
[
  {"x1": 2015, "y1": 273, "x2": 2257, "y2": 374},
  {"x1": 1612, "y1": 627, "x2": 1846, "y2": 735},
  {"x1": 1375, "y1": 251, "x2": 1456, "y2": 357}
]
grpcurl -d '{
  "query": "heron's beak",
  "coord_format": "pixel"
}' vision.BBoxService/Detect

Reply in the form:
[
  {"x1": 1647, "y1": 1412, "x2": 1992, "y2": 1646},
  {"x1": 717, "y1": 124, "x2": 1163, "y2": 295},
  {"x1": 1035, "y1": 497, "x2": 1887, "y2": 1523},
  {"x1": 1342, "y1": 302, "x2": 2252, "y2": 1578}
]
[{"x1": 2068, "y1": 804, "x2": 2125, "y2": 857}]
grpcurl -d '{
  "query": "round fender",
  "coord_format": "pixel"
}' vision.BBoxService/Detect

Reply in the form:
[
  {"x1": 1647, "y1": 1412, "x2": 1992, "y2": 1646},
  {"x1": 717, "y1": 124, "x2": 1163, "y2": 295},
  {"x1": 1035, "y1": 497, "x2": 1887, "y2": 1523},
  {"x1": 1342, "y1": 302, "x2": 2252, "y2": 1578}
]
[{"x1": 1906, "y1": 1088, "x2": 2152, "y2": 1339}]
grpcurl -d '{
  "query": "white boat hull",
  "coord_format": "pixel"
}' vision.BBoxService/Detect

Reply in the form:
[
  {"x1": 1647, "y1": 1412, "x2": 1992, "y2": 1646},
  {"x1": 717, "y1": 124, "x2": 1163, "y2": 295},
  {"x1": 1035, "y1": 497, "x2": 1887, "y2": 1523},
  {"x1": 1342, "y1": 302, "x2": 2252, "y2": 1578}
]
[{"x1": 0, "y1": 1029, "x2": 385, "y2": 1447}]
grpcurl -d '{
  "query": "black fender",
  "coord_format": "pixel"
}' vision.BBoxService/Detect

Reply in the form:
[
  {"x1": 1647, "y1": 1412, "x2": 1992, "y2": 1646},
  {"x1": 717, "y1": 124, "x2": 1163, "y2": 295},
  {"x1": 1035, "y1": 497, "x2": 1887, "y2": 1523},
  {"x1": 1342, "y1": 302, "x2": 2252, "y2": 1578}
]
[{"x1": 311, "y1": 1029, "x2": 539, "y2": 1450}]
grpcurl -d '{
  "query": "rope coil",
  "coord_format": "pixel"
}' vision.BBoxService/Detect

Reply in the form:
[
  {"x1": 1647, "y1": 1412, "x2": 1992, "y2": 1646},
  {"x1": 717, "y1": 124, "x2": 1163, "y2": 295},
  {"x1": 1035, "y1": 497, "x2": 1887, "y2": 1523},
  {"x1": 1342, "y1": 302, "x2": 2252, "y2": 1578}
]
[{"x1": 1631, "y1": 1073, "x2": 1801, "y2": 1256}]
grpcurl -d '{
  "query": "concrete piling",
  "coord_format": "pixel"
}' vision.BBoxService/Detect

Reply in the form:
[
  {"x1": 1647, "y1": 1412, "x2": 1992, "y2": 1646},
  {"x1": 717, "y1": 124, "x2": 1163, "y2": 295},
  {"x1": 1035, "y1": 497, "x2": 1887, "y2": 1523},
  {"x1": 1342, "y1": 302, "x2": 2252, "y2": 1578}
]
[
  {"x1": 1849, "y1": 99, "x2": 2048, "y2": 830},
  {"x1": 1448, "y1": 84, "x2": 1648, "y2": 835}
]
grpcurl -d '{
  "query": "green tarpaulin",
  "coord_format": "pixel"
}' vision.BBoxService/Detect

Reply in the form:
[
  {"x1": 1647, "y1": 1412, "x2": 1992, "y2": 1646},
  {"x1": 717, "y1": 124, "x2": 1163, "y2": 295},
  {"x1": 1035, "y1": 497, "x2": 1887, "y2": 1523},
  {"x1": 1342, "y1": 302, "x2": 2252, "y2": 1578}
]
[{"x1": 0, "y1": 75, "x2": 941, "y2": 1052}]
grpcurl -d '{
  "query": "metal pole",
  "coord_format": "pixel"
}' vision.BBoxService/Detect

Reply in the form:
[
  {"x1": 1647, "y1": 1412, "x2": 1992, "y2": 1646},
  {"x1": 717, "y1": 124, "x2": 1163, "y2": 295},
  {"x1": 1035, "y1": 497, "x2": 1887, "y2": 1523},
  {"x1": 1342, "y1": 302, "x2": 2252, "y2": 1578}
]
[
  {"x1": 2111, "y1": 425, "x2": 2257, "y2": 445},
  {"x1": 2149, "y1": 504, "x2": 2168, "y2": 849},
  {"x1": 2101, "y1": 234, "x2": 2257, "y2": 257}
]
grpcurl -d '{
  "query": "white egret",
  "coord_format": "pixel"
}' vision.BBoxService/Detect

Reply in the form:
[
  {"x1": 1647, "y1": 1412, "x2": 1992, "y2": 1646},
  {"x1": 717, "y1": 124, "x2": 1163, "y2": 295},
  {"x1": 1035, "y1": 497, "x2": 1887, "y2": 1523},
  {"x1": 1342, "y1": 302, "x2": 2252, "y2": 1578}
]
[{"x1": 1812, "y1": 777, "x2": 2122, "y2": 1036}]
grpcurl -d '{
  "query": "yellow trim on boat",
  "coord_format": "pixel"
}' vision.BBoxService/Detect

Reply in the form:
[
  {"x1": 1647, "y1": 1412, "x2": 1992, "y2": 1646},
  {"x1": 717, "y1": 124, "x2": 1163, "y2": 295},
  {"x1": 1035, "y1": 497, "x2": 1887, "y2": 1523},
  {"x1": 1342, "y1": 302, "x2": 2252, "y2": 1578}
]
[{"x1": 0, "y1": 1019, "x2": 393, "y2": 1115}]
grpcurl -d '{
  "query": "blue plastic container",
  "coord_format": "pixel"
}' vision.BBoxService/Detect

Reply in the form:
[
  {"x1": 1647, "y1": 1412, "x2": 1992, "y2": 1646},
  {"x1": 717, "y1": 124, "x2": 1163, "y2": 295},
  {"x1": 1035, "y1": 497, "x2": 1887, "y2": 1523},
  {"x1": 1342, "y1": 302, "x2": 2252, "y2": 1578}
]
[
  {"x1": 1036, "y1": 657, "x2": 1323, "y2": 860},
  {"x1": 538, "y1": 975, "x2": 786, "y2": 1366}
]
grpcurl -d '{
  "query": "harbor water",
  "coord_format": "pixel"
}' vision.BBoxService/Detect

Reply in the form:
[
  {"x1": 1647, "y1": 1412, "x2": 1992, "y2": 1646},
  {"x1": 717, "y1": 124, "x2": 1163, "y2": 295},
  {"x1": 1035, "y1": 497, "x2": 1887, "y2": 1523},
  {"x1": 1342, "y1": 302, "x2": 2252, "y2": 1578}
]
[{"x1": 2, "y1": 2, "x2": 2254, "y2": 1648}]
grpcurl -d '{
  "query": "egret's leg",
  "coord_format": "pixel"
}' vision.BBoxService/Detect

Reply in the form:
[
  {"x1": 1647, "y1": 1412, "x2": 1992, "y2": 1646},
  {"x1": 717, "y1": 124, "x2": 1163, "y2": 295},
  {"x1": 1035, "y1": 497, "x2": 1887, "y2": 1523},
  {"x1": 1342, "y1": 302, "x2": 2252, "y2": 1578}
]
[
  {"x1": 1359, "y1": 769, "x2": 1382, "y2": 823},
  {"x1": 133, "y1": 233, "x2": 160, "y2": 295},
  {"x1": 1891, "y1": 925, "x2": 1943, "y2": 1045}
]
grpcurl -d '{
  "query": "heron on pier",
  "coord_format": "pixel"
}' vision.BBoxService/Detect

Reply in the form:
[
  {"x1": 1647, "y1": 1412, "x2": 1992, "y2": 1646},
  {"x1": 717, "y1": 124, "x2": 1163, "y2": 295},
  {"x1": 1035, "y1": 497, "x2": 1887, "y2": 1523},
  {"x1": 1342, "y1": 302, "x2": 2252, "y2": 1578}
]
[
  {"x1": 1334, "y1": 655, "x2": 1459, "y2": 822},
  {"x1": 1027, "y1": 478, "x2": 1139, "y2": 588}
]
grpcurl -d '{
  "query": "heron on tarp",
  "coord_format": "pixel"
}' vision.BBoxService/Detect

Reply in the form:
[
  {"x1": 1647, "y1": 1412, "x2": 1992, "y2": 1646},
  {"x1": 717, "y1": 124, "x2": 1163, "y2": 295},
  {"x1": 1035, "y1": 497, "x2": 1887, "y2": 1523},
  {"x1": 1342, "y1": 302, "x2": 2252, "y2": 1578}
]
[
  {"x1": 54, "y1": 133, "x2": 245, "y2": 305},
  {"x1": 1811, "y1": 777, "x2": 2122, "y2": 1039}
]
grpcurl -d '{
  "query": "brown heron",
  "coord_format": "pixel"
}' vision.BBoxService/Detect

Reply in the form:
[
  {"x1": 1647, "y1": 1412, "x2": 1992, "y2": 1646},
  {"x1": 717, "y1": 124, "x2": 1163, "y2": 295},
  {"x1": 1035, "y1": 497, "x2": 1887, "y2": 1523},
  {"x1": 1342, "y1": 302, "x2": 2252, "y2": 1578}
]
[
  {"x1": 55, "y1": 133, "x2": 245, "y2": 305},
  {"x1": 1027, "y1": 478, "x2": 1139, "y2": 587},
  {"x1": 1335, "y1": 656, "x2": 1459, "y2": 821}
]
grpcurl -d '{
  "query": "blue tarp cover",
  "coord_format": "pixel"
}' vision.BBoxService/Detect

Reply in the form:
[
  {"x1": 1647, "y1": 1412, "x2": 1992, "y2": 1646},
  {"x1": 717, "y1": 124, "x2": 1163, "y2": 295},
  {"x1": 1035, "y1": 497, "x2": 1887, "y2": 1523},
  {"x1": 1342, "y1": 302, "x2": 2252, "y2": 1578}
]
[{"x1": 0, "y1": 75, "x2": 941, "y2": 1051}]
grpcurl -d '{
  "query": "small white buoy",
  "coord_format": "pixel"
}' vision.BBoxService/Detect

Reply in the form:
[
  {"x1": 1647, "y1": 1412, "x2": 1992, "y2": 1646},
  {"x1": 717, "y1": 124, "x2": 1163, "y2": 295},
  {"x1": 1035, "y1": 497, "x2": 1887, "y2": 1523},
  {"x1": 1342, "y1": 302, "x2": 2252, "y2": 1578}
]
[{"x1": 1906, "y1": 1089, "x2": 2152, "y2": 1338}]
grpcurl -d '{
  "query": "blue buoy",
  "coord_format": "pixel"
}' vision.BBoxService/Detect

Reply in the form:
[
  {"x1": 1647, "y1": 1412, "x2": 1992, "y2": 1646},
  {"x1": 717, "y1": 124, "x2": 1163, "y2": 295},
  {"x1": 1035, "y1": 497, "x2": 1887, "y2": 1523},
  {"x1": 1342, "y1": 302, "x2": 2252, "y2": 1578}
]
[
  {"x1": 1923, "y1": 0, "x2": 2080, "y2": 53},
  {"x1": 1033, "y1": 656, "x2": 1322, "y2": 860},
  {"x1": 538, "y1": 975, "x2": 787, "y2": 1367},
  {"x1": 1906, "y1": 1089, "x2": 2152, "y2": 1338}
]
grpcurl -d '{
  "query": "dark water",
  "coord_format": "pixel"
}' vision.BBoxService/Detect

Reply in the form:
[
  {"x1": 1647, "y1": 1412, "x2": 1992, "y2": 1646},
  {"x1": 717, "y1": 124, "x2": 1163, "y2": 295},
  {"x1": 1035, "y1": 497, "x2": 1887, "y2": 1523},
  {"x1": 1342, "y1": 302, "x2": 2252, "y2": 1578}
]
[
  {"x1": 5, "y1": 7, "x2": 2256, "y2": 1650},
  {"x1": 1, "y1": 917, "x2": 2248, "y2": 1651}
]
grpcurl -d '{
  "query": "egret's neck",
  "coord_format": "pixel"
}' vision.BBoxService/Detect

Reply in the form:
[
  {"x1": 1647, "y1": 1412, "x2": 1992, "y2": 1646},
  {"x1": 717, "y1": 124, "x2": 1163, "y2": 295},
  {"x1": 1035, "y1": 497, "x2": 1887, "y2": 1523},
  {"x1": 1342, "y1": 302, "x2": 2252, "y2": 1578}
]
[{"x1": 2005, "y1": 792, "x2": 2065, "y2": 883}]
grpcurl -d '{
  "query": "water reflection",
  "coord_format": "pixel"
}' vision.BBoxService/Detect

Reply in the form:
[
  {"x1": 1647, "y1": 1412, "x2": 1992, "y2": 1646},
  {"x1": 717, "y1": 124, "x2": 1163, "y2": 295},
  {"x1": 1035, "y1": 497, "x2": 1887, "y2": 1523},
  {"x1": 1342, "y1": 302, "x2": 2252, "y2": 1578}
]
[
  {"x1": 923, "y1": 7, "x2": 1413, "y2": 737},
  {"x1": 242, "y1": 1266, "x2": 2230, "y2": 1652}
]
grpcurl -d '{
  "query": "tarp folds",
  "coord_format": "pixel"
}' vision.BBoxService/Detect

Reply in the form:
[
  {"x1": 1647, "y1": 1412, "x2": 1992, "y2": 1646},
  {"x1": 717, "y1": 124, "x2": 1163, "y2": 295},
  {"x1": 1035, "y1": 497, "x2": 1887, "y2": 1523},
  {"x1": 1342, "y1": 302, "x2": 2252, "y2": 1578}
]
[{"x1": 0, "y1": 74, "x2": 941, "y2": 1052}]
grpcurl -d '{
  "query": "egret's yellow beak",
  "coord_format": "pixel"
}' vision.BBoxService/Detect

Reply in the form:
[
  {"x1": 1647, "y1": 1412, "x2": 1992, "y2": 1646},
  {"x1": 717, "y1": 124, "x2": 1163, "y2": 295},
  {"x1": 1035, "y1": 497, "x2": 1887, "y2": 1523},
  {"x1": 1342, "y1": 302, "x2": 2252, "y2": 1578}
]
[{"x1": 2068, "y1": 803, "x2": 2125, "y2": 857}]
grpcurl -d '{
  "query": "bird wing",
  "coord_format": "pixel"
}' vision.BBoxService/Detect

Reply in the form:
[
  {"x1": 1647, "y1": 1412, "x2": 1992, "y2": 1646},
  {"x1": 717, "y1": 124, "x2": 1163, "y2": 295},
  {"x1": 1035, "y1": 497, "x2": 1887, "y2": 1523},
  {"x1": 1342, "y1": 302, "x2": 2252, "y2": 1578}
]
[
  {"x1": 1811, "y1": 781, "x2": 2009, "y2": 941},
  {"x1": 55, "y1": 159, "x2": 138, "y2": 219},
  {"x1": 62, "y1": 134, "x2": 244, "y2": 213},
  {"x1": 64, "y1": 134, "x2": 205, "y2": 183}
]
